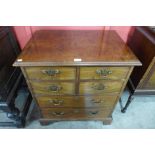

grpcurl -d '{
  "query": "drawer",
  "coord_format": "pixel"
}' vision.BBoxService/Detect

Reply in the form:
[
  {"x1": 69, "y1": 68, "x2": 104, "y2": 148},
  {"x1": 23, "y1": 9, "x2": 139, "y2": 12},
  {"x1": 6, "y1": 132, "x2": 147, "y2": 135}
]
[
  {"x1": 36, "y1": 95, "x2": 118, "y2": 108},
  {"x1": 80, "y1": 67, "x2": 129, "y2": 80},
  {"x1": 79, "y1": 81, "x2": 123, "y2": 95},
  {"x1": 41, "y1": 107, "x2": 111, "y2": 119},
  {"x1": 25, "y1": 67, "x2": 76, "y2": 80},
  {"x1": 30, "y1": 81, "x2": 75, "y2": 95}
]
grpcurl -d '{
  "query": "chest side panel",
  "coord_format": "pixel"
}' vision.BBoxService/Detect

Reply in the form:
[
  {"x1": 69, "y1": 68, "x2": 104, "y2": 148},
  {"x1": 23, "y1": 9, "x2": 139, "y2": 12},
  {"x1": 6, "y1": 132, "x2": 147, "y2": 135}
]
[{"x1": 139, "y1": 57, "x2": 155, "y2": 89}]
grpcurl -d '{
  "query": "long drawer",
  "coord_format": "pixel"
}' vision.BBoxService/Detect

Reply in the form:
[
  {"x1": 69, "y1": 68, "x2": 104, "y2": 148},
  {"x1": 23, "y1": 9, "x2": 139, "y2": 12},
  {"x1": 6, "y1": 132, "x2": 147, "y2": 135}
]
[
  {"x1": 30, "y1": 81, "x2": 75, "y2": 95},
  {"x1": 25, "y1": 67, "x2": 76, "y2": 80},
  {"x1": 36, "y1": 95, "x2": 118, "y2": 108},
  {"x1": 79, "y1": 80, "x2": 123, "y2": 95},
  {"x1": 80, "y1": 67, "x2": 129, "y2": 80},
  {"x1": 41, "y1": 107, "x2": 111, "y2": 119}
]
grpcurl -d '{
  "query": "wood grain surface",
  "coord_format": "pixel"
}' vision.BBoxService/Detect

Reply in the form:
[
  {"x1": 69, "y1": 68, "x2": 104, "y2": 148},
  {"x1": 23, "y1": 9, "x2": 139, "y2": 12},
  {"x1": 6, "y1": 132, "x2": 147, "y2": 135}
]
[
  {"x1": 80, "y1": 66, "x2": 130, "y2": 80},
  {"x1": 36, "y1": 95, "x2": 118, "y2": 108},
  {"x1": 41, "y1": 107, "x2": 111, "y2": 119},
  {"x1": 13, "y1": 30, "x2": 141, "y2": 66},
  {"x1": 13, "y1": 30, "x2": 141, "y2": 124},
  {"x1": 25, "y1": 66, "x2": 76, "y2": 80},
  {"x1": 79, "y1": 80, "x2": 123, "y2": 95},
  {"x1": 30, "y1": 81, "x2": 75, "y2": 95}
]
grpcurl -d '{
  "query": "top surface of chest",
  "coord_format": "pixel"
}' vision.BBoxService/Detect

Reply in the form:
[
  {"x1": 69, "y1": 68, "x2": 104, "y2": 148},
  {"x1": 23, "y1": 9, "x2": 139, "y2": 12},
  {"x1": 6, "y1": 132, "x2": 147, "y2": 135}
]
[{"x1": 13, "y1": 30, "x2": 141, "y2": 67}]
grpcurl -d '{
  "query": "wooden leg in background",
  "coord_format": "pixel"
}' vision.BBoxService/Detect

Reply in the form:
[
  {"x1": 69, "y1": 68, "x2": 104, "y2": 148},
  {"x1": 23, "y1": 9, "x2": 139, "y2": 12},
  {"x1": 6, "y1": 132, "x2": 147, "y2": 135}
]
[
  {"x1": 7, "y1": 92, "x2": 32, "y2": 128},
  {"x1": 121, "y1": 94, "x2": 134, "y2": 113},
  {"x1": 7, "y1": 87, "x2": 20, "y2": 120}
]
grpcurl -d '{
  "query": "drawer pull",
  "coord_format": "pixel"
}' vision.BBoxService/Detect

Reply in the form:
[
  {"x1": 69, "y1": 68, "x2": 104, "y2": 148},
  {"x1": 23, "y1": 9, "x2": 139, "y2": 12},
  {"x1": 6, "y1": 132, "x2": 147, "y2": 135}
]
[
  {"x1": 42, "y1": 69, "x2": 60, "y2": 76},
  {"x1": 88, "y1": 111, "x2": 99, "y2": 115},
  {"x1": 92, "y1": 83, "x2": 105, "y2": 90},
  {"x1": 52, "y1": 111, "x2": 65, "y2": 116},
  {"x1": 91, "y1": 99, "x2": 104, "y2": 104},
  {"x1": 49, "y1": 99, "x2": 64, "y2": 106},
  {"x1": 48, "y1": 85, "x2": 62, "y2": 92},
  {"x1": 96, "y1": 69, "x2": 112, "y2": 76},
  {"x1": 73, "y1": 109, "x2": 80, "y2": 113}
]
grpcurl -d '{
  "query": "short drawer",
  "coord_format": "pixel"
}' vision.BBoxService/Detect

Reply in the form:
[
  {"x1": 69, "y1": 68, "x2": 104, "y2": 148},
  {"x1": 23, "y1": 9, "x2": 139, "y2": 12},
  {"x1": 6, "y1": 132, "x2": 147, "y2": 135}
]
[
  {"x1": 80, "y1": 67, "x2": 129, "y2": 80},
  {"x1": 30, "y1": 81, "x2": 75, "y2": 95},
  {"x1": 41, "y1": 107, "x2": 111, "y2": 119},
  {"x1": 25, "y1": 67, "x2": 76, "y2": 80},
  {"x1": 79, "y1": 81, "x2": 123, "y2": 95},
  {"x1": 36, "y1": 95, "x2": 118, "y2": 108}
]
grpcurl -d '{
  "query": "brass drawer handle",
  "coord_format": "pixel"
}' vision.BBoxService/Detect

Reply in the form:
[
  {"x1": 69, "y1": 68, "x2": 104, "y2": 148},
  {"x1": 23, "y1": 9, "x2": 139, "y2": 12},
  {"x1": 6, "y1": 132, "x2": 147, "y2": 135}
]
[
  {"x1": 48, "y1": 99, "x2": 64, "y2": 106},
  {"x1": 73, "y1": 109, "x2": 80, "y2": 113},
  {"x1": 88, "y1": 111, "x2": 99, "y2": 115},
  {"x1": 48, "y1": 85, "x2": 62, "y2": 92},
  {"x1": 42, "y1": 69, "x2": 60, "y2": 76},
  {"x1": 52, "y1": 111, "x2": 65, "y2": 116},
  {"x1": 96, "y1": 69, "x2": 112, "y2": 76},
  {"x1": 92, "y1": 83, "x2": 105, "y2": 90},
  {"x1": 91, "y1": 99, "x2": 104, "y2": 104}
]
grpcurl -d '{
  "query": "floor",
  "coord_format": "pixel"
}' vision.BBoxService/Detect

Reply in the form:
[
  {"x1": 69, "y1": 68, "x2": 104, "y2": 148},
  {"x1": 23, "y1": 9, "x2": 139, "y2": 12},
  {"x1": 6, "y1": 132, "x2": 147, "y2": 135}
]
[{"x1": 0, "y1": 88, "x2": 155, "y2": 129}]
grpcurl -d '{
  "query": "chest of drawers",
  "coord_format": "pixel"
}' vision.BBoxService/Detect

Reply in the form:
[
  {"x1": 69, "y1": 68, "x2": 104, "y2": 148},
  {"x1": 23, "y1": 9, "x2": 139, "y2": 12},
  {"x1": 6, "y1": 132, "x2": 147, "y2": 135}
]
[{"x1": 13, "y1": 30, "x2": 141, "y2": 125}]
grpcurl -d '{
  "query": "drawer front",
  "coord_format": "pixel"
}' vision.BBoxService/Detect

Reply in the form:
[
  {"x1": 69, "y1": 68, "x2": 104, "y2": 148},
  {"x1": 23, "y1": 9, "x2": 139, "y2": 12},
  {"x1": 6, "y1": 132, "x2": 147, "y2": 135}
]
[
  {"x1": 41, "y1": 107, "x2": 111, "y2": 119},
  {"x1": 79, "y1": 81, "x2": 123, "y2": 95},
  {"x1": 80, "y1": 67, "x2": 129, "y2": 80},
  {"x1": 30, "y1": 81, "x2": 75, "y2": 95},
  {"x1": 36, "y1": 95, "x2": 118, "y2": 108},
  {"x1": 25, "y1": 67, "x2": 76, "y2": 80}
]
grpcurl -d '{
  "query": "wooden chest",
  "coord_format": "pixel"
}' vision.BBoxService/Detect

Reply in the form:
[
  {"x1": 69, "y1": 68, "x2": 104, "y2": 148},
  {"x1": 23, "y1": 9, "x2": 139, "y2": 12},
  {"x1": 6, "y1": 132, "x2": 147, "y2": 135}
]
[{"x1": 13, "y1": 30, "x2": 141, "y2": 125}]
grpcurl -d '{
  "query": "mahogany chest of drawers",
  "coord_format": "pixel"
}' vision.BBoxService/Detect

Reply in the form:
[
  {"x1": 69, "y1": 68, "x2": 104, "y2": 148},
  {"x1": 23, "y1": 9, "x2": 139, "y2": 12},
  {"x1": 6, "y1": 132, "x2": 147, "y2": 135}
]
[{"x1": 13, "y1": 30, "x2": 141, "y2": 125}]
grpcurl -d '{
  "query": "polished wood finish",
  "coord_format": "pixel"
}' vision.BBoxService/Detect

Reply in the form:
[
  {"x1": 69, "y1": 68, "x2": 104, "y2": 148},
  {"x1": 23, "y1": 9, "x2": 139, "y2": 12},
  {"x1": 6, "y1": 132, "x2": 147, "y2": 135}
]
[
  {"x1": 80, "y1": 67, "x2": 130, "y2": 80},
  {"x1": 41, "y1": 107, "x2": 112, "y2": 120},
  {"x1": 13, "y1": 30, "x2": 141, "y2": 125},
  {"x1": 13, "y1": 30, "x2": 141, "y2": 67},
  {"x1": 79, "y1": 81, "x2": 123, "y2": 95},
  {"x1": 25, "y1": 66, "x2": 76, "y2": 80},
  {"x1": 31, "y1": 81, "x2": 75, "y2": 95},
  {"x1": 36, "y1": 95, "x2": 118, "y2": 108}
]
